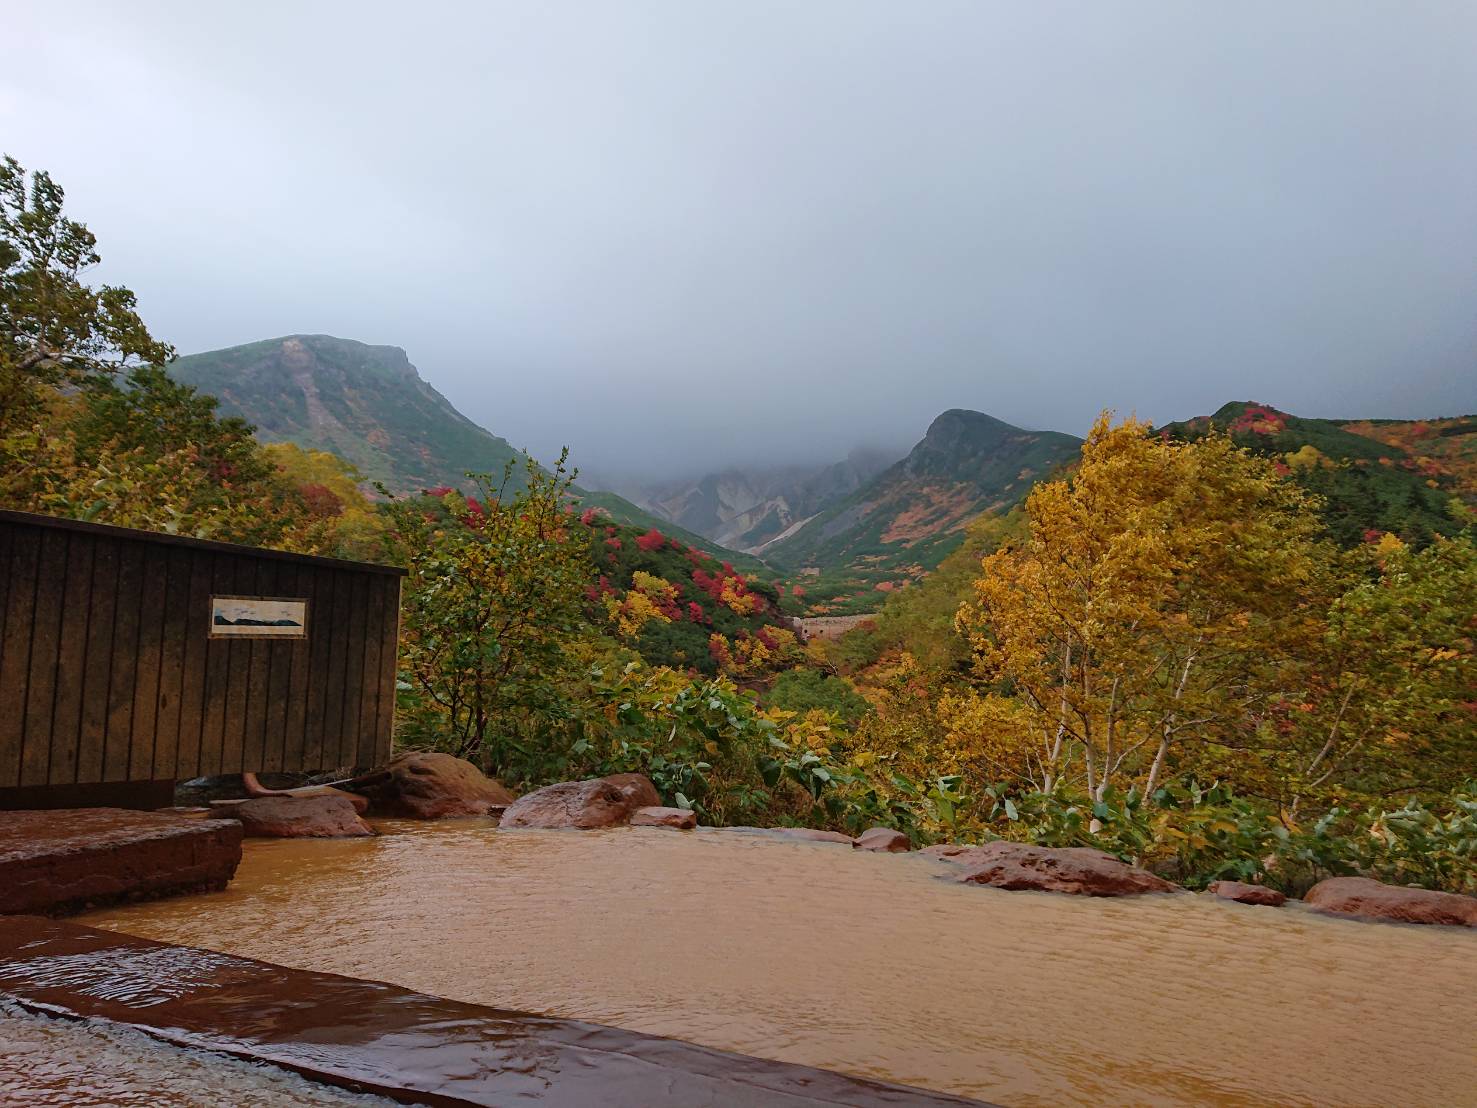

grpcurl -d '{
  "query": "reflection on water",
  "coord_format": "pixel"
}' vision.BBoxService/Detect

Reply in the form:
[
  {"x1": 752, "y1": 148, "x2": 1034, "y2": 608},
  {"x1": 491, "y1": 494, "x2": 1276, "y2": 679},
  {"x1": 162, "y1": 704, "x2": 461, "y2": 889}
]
[
  {"x1": 0, "y1": 1002, "x2": 391, "y2": 1107},
  {"x1": 85, "y1": 823, "x2": 1477, "y2": 1107}
]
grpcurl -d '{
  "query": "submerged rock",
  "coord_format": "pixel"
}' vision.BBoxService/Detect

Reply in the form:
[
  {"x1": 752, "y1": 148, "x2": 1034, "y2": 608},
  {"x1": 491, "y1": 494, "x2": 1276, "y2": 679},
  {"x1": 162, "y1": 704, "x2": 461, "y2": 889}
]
[
  {"x1": 500, "y1": 774, "x2": 661, "y2": 829},
  {"x1": 930, "y1": 841, "x2": 1179, "y2": 897},
  {"x1": 1208, "y1": 880, "x2": 1286, "y2": 907},
  {"x1": 345, "y1": 752, "x2": 514, "y2": 819},
  {"x1": 853, "y1": 827, "x2": 911, "y2": 853},
  {"x1": 209, "y1": 795, "x2": 373, "y2": 838},
  {"x1": 1304, "y1": 876, "x2": 1477, "y2": 927},
  {"x1": 631, "y1": 806, "x2": 698, "y2": 830}
]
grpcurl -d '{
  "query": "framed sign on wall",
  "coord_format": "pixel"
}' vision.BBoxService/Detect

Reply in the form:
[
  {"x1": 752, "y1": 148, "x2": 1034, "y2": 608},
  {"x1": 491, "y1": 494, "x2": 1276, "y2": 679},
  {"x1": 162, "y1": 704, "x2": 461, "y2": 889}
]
[{"x1": 209, "y1": 596, "x2": 309, "y2": 638}]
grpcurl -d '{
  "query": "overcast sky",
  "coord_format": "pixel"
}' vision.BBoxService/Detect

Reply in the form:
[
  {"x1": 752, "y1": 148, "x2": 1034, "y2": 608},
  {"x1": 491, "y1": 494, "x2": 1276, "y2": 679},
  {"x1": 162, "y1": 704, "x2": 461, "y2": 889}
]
[{"x1": 6, "y1": 2, "x2": 1476, "y2": 478}]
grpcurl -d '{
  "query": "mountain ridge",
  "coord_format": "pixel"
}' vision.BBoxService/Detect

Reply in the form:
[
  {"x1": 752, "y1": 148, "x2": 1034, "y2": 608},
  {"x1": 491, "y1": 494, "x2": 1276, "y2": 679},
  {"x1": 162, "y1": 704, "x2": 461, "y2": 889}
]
[
  {"x1": 763, "y1": 409, "x2": 1083, "y2": 599},
  {"x1": 168, "y1": 334, "x2": 773, "y2": 573}
]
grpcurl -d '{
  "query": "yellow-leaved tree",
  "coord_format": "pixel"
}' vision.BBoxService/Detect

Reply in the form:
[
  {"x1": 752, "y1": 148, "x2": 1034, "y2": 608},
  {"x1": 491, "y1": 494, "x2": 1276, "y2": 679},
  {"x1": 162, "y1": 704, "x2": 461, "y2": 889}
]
[{"x1": 955, "y1": 414, "x2": 1331, "y2": 803}]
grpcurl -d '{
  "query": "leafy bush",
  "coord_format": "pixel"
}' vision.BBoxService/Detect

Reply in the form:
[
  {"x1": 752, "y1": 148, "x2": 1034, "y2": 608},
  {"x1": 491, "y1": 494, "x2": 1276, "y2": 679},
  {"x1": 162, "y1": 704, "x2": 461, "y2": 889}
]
[{"x1": 765, "y1": 669, "x2": 870, "y2": 726}]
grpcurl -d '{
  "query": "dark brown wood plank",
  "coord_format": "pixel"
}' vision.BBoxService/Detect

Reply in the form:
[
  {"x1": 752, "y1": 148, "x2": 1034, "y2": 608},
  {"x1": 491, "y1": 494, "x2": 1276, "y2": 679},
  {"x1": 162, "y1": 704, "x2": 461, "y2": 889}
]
[
  {"x1": 372, "y1": 577, "x2": 402, "y2": 767},
  {"x1": 19, "y1": 527, "x2": 68, "y2": 786},
  {"x1": 337, "y1": 573, "x2": 370, "y2": 769},
  {"x1": 238, "y1": 558, "x2": 276, "y2": 775},
  {"x1": 355, "y1": 573, "x2": 385, "y2": 770},
  {"x1": 48, "y1": 531, "x2": 96, "y2": 785},
  {"x1": 127, "y1": 544, "x2": 170, "y2": 781},
  {"x1": 173, "y1": 549, "x2": 215, "y2": 780},
  {"x1": 150, "y1": 545, "x2": 192, "y2": 782},
  {"x1": 280, "y1": 561, "x2": 313, "y2": 774},
  {"x1": 0, "y1": 524, "x2": 39, "y2": 788},
  {"x1": 199, "y1": 555, "x2": 236, "y2": 776},
  {"x1": 320, "y1": 570, "x2": 354, "y2": 771},
  {"x1": 75, "y1": 538, "x2": 119, "y2": 785},
  {"x1": 102, "y1": 542, "x2": 144, "y2": 782},
  {"x1": 302, "y1": 569, "x2": 336, "y2": 772},
  {"x1": 261, "y1": 562, "x2": 296, "y2": 774},
  {"x1": 217, "y1": 557, "x2": 255, "y2": 774},
  {"x1": 0, "y1": 523, "x2": 13, "y2": 691}
]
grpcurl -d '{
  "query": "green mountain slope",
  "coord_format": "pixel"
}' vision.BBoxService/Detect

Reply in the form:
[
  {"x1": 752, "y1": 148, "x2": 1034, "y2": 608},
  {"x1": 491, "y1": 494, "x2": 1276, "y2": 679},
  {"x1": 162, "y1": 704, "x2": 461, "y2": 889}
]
[
  {"x1": 170, "y1": 335, "x2": 523, "y2": 494},
  {"x1": 765, "y1": 409, "x2": 1080, "y2": 582},
  {"x1": 1160, "y1": 402, "x2": 1465, "y2": 546}
]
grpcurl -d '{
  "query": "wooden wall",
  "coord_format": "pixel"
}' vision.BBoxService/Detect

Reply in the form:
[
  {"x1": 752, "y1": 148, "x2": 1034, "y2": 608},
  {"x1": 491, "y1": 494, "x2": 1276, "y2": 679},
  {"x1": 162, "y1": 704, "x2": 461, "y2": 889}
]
[{"x1": 0, "y1": 511, "x2": 403, "y2": 787}]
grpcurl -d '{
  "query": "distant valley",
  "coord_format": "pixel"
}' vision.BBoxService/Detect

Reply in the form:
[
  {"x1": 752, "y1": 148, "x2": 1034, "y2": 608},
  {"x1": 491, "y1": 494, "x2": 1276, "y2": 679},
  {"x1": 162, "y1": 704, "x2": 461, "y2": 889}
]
[{"x1": 595, "y1": 447, "x2": 901, "y2": 555}]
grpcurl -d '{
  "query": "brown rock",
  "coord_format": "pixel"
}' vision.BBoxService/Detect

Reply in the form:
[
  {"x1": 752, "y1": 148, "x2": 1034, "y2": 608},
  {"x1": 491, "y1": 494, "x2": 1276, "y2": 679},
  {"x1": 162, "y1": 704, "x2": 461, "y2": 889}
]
[
  {"x1": 727, "y1": 826, "x2": 856, "y2": 845},
  {"x1": 853, "y1": 827, "x2": 911, "y2": 853},
  {"x1": 209, "y1": 795, "x2": 374, "y2": 838},
  {"x1": 935, "y1": 840, "x2": 1179, "y2": 897},
  {"x1": 1304, "y1": 876, "x2": 1477, "y2": 927},
  {"x1": 500, "y1": 774, "x2": 661, "y2": 829},
  {"x1": 345, "y1": 752, "x2": 515, "y2": 819},
  {"x1": 211, "y1": 786, "x2": 370, "y2": 816},
  {"x1": 0, "y1": 809, "x2": 242, "y2": 917},
  {"x1": 1208, "y1": 880, "x2": 1286, "y2": 907},
  {"x1": 630, "y1": 806, "x2": 698, "y2": 830}
]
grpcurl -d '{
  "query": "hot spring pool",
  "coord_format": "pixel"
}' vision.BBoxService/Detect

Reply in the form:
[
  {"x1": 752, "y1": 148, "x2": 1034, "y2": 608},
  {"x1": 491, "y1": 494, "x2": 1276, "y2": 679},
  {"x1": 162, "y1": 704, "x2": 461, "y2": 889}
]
[{"x1": 82, "y1": 822, "x2": 1477, "y2": 1106}]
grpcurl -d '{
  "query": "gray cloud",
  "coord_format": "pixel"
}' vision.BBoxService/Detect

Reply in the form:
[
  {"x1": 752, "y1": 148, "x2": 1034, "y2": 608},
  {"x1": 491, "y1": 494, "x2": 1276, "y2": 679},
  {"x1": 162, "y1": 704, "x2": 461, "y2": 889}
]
[{"x1": 5, "y1": 1, "x2": 1476, "y2": 478}]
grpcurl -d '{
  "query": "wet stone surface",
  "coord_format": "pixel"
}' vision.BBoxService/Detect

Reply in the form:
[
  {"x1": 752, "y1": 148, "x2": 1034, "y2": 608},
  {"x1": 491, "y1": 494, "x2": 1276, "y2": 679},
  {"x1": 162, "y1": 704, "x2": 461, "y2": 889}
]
[
  {"x1": 0, "y1": 915, "x2": 988, "y2": 1107},
  {"x1": 0, "y1": 809, "x2": 242, "y2": 917}
]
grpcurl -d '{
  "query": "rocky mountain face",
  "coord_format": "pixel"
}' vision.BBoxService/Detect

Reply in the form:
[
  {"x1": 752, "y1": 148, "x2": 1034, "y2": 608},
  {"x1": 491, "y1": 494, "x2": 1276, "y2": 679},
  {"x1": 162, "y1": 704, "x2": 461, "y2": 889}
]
[
  {"x1": 620, "y1": 447, "x2": 900, "y2": 554},
  {"x1": 169, "y1": 335, "x2": 523, "y2": 495},
  {"x1": 764, "y1": 409, "x2": 1082, "y2": 578}
]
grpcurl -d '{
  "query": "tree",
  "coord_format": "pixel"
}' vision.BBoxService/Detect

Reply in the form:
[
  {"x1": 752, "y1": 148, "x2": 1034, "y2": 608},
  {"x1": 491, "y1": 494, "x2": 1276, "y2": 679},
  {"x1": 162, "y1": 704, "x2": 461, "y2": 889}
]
[
  {"x1": 0, "y1": 158, "x2": 358, "y2": 552},
  {"x1": 0, "y1": 156, "x2": 172, "y2": 436},
  {"x1": 262, "y1": 441, "x2": 386, "y2": 559},
  {"x1": 957, "y1": 414, "x2": 1331, "y2": 803},
  {"x1": 386, "y1": 452, "x2": 594, "y2": 767},
  {"x1": 1278, "y1": 534, "x2": 1477, "y2": 805}
]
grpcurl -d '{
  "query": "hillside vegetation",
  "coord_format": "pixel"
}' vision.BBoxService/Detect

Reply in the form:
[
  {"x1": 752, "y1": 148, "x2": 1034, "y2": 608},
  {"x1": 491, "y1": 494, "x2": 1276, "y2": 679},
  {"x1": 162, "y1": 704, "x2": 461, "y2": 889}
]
[
  {"x1": 1162, "y1": 401, "x2": 1470, "y2": 547},
  {"x1": 5, "y1": 156, "x2": 1474, "y2": 896}
]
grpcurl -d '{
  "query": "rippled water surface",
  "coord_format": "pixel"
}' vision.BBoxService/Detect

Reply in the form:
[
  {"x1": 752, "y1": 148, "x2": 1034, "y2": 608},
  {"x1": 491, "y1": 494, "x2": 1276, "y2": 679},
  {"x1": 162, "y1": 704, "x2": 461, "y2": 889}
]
[
  {"x1": 0, "y1": 1003, "x2": 390, "y2": 1106},
  {"x1": 85, "y1": 823, "x2": 1477, "y2": 1106}
]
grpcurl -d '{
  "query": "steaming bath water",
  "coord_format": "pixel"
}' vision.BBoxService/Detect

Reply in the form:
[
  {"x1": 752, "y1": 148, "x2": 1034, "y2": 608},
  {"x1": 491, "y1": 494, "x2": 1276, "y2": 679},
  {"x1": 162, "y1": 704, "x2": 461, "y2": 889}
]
[{"x1": 84, "y1": 823, "x2": 1476, "y2": 1106}]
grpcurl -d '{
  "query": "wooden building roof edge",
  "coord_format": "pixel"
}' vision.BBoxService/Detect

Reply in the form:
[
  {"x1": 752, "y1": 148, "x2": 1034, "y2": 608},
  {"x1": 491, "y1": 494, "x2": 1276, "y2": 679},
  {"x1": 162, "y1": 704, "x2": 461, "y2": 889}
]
[{"x1": 0, "y1": 509, "x2": 408, "y2": 577}]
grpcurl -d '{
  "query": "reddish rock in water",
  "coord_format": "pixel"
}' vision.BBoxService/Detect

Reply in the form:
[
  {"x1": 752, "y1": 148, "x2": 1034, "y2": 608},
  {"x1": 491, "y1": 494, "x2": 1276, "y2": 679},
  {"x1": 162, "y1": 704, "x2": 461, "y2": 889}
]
[
  {"x1": 934, "y1": 840, "x2": 1179, "y2": 897},
  {"x1": 728, "y1": 826, "x2": 856, "y2": 845},
  {"x1": 0, "y1": 809, "x2": 242, "y2": 917},
  {"x1": 209, "y1": 795, "x2": 374, "y2": 839},
  {"x1": 1208, "y1": 880, "x2": 1286, "y2": 907},
  {"x1": 500, "y1": 774, "x2": 661, "y2": 829},
  {"x1": 631, "y1": 806, "x2": 698, "y2": 830},
  {"x1": 345, "y1": 752, "x2": 514, "y2": 819},
  {"x1": 1304, "y1": 876, "x2": 1477, "y2": 927},
  {"x1": 853, "y1": 827, "x2": 911, "y2": 853}
]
